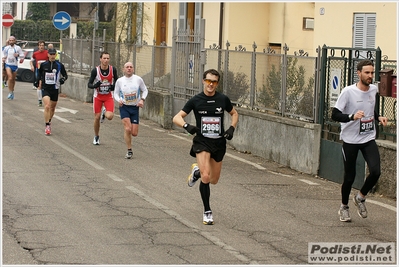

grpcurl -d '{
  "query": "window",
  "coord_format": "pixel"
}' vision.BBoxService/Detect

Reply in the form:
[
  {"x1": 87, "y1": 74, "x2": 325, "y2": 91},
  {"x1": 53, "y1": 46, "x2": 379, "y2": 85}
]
[
  {"x1": 179, "y1": 2, "x2": 202, "y2": 32},
  {"x1": 303, "y1": 17, "x2": 314, "y2": 30},
  {"x1": 353, "y1": 13, "x2": 376, "y2": 49}
]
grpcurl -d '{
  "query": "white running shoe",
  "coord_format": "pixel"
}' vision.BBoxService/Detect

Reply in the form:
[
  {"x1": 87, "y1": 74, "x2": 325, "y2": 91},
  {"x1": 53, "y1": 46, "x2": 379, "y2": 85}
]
[
  {"x1": 187, "y1": 163, "x2": 200, "y2": 187},
  {"x1": 353, "y1": 195, "x2": 367, "y2": 218},
  {"x1": 125, "y1": 150, "x2": 133, "y2": 159},
  {"x1": 100, "y1": 107, "x2": 106, "y2": 123},
  {"x1": 338, "y1": 205, "x2": 351, "y2": 222},
  {"x1": 203, "y1": 211, "x2": 214, "y2": 225},
  {"x1": 93, "y1": 136, "x2": 100, "y2": 145}
]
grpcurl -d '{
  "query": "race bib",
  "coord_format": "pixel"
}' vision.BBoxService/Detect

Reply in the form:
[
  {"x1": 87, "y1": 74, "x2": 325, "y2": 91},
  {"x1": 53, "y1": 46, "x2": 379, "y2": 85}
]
[
  {"x1": 359, "y1": 116, "x2": 374, "y2": 135},
  {"x1": 98, "y1": 80, "x2": 111, "y2": 94},
  {"x1": 7, "y1": 57, "x2": 16, "y2": 64},
  {"x1": 45, "y1": 72, "x2": 56, "y2": 85},
  {"x1": 124, "y1": 92, "x2": 137, "y2": 105},
  {"x1": 201, "y1": 117, "x2": 221, "y2": 138}
]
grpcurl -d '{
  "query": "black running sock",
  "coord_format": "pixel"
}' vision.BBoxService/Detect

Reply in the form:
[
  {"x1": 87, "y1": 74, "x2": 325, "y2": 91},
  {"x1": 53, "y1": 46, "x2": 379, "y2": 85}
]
[
  {"x1": 46, "y1": 122, "x2": 50, "y2": 126},
  {"x1": 199, "y1": 181, "x2": 211, "y2": 212}
]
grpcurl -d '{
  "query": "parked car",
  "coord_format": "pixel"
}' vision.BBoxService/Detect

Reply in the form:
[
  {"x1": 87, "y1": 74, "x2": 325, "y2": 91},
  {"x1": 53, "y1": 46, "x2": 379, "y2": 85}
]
[{"x1": 16, "y1": 48, "x2": 35, "y2": 82}]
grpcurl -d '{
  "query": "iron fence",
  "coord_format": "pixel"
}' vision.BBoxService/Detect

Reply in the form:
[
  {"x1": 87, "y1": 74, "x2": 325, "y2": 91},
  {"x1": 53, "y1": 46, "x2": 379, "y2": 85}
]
[{"x1": 60, "y1": 37, "x2": 396, "y2": 141}]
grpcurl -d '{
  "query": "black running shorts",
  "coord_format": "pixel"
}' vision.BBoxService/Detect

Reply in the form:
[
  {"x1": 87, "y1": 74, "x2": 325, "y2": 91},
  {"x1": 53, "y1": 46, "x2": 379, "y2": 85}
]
[
  {"x1": 42, "y1": 88, "x2": 59, "y2": 102},
  {"x1": 190, "y1": 135, "x2": 227, "y2": 162}
]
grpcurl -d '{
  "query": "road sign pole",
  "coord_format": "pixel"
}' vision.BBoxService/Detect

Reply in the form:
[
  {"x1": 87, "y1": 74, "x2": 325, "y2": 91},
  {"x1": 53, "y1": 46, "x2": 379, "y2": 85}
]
[
  {"x1": 2, "y1": 28, "x2": 9, "y2": 45},
  {"x1": 59, "y1": 30, "x2": 63, "y2": 61},
  {"x1": 59, "y1": 30, "x2": 63, "y2": 94}
]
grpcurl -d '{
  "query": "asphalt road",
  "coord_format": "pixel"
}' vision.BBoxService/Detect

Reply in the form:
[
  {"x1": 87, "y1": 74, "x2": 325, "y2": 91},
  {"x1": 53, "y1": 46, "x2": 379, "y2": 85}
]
[{"x1": 2, "y1": 81, "x2": 397, "y2": 265}]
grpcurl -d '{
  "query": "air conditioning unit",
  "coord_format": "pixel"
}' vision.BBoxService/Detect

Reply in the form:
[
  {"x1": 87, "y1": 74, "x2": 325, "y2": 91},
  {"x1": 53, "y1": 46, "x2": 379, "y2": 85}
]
[{"x1": 304, "y1": 18, "x2": 314, "y2": 30}]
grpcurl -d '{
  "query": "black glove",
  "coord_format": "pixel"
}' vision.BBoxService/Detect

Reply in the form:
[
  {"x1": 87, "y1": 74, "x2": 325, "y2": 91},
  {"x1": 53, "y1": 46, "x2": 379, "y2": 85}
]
[
  {"x1": 33, "y1": 80, "x2": 39, "y2": 88},
  {"x1": 223, "y1": 126, "x2": 235, "y2": 140},
  {"x1": 59, "y1": 77, "x2": 66, "y2": 84},
  {"x1": 93, "y1": 81, "x2": 102, "y2": 88},
  {"x1": 183, "y1": 123, "x2": 199, "y2": 135}
]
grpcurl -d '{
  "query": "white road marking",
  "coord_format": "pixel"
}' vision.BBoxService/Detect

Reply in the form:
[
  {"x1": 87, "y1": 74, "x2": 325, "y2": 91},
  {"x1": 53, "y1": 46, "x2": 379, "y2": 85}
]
[
  {"x1": 13, "y1": 115, "x2": 23, "y2": 121},
  {"x1": 38, "y1": 108, "x2": 72, "y2": 123},
  {"x1": 269, "y1": 171, "x2": 292, "y2": 177},
  {"x1": 56, "y1": 106, "x2": 79, "y2": 114},
  {"x1": 367, "y1": 199, "x2": 396, "y2": 212},
  {"x1": 107, "y1": 174, "x2": 124, "y2": 182},
  {"x1": 52, "y1": 115, "x2": 71, "y2": 123},
  {"x1": 226, "y1": 153, "x2": 266, "y2": 170},
  {"x1": 298, "y1": 179, "x2": 320, "y2": 185},
  {"x1": 126, "y1": 185, "x2": 258, "y2": 264},
  {"x1": 169, "y1": 133, "x2": 192, "y2": 141},
  {"x1": 39, "y1": 131, "x2": 104, "y2": 170}
]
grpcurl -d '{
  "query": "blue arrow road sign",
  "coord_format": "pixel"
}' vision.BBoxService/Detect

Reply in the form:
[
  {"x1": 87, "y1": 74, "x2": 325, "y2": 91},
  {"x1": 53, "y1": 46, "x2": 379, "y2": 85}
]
[{"x1": 53, "y1": 11, "x2": 71, "y2": 31}]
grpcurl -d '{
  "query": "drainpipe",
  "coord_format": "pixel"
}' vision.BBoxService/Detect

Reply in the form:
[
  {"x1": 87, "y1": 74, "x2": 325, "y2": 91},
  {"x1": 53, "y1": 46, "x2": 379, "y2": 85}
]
[
  {"x1": 218, "y1": 3, "x2": 224, "y2": 70},
  {"x1": 219, "y1": 3, "x2": 224, "y2": 48}
]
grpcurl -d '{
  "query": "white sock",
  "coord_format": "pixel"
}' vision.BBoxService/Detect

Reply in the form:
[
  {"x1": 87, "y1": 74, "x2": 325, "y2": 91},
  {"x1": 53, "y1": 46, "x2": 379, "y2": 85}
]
[
  {"x1": 356, "y1": 193, "x2": 365, "y2": 201},
  {"x1": 37, "y1": 89, "x2": 42, "y2": 101}
]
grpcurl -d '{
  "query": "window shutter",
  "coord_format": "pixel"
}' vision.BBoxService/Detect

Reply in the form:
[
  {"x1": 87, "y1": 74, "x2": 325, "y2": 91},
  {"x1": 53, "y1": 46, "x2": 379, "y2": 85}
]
[
  {"x1": 353, "y1": 13, "x2": 376, "y2": 49},
  {"x1": 365, "y1": 14, "x2": 376, "y2": 48},
  {"x1": 179, "y1": 3, "x2": 187, "y2": 30},
  {"x1": 194, "y1": 3, "x2": 202, "y2": 34}
]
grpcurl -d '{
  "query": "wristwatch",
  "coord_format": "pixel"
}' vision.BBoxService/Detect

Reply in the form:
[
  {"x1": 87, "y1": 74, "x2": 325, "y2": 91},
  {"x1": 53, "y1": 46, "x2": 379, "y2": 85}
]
[
  {"x1": 183, "y1": 123, "x2": 188, "y2": 129},
  {"x1": 348, "y1": 114, "x2": 354, "y2": 120}
]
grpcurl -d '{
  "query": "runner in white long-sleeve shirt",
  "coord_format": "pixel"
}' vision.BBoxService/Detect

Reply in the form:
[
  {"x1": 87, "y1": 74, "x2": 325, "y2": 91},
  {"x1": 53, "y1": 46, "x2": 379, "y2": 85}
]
[
  {"x1": 2, "y1": 36, "x2": 25, "y2": 99},
  {"x1": 114, "y1": 62, "x2": 148, "y2": 159}
]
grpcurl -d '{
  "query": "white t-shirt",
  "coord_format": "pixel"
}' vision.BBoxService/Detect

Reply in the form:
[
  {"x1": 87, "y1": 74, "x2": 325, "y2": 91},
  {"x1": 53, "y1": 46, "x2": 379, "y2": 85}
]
[
  {"x1": 114, "y1": 74, "x2": 148, "y2": 106},
  {"x1": 2, "y1": 45, "x2": 24, "y2": 67},
  {"x1": 334, "y1": 83, "x2": 378, "y2": 144}
]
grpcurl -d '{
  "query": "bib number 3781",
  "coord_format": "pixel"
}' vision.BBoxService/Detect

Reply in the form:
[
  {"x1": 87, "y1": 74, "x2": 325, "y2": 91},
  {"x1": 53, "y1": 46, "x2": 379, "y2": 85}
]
[{"x1": 359, "y1": 116, "x2": 374, "y2": 135}]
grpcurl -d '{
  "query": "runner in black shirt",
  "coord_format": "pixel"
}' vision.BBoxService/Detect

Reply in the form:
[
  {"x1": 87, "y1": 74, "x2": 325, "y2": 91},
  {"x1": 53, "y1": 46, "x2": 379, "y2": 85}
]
[
  {"x1": 37, "y1": 48, "x2": 68, "y2": 135},
  {"x1": 173, "y1": 69, "x2": 239, "y2": 225}
]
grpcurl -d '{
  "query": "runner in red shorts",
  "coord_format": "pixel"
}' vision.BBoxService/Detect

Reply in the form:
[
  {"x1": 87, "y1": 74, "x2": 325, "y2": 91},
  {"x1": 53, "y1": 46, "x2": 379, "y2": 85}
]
[{"x1": 88, "y1": 51, "x2": 118, "y2": 145}]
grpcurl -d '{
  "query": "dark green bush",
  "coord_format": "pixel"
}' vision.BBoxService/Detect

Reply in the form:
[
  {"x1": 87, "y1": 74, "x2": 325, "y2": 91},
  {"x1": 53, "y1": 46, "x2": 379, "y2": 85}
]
[{"x1": 10, "y1": 20, "x2": 115, "y2": 43}]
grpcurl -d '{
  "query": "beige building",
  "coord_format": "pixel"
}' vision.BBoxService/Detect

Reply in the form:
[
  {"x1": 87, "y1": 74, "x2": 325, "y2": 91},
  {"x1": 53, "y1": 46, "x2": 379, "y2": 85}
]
[
  {"x1": 118, "y1": 2, "x2": 396, "y2": 60},
  {"x1": 6, "y1": 2, "x2": 395, "y2": 59}
]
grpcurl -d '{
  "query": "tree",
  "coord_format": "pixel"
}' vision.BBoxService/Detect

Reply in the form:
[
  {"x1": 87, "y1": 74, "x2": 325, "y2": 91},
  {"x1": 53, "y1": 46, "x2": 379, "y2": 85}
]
[
  {"x1": 89, "y1": 3, "x2": 116, "y2": 22},
  {"x1": 258, "y1": 57, "x2": 315, "y2": 118},
  {"x1": 218, "y1": 70, "x2": 250, "y2": 104},
  {"x1": 26, "y1": 3, "x2": 50, "y2": 21},
  {"x1": 258, "y1": 64, "x2": 282, "y2": 111}
]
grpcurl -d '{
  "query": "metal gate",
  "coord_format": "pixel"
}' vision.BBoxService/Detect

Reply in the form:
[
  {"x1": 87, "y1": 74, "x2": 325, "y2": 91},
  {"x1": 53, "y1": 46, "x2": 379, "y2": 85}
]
[
  {"x1": 171, "y1": 19, "x2": 205, "y2": 100},
  {"x1": 317, "y1": 45, "x2": 382, "y2": 189}
]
